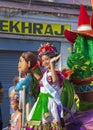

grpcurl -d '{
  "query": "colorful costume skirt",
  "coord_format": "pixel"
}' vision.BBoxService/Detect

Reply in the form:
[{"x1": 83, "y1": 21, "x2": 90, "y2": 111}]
[{"x1": 25, "y1": 92, "x2": 63, "y2": 130}]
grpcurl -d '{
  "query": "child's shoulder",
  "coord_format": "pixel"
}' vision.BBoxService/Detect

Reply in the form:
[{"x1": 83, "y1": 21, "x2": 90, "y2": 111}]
[{"x1": 18, "y1": 110, "x2": 22, "y2": 114}]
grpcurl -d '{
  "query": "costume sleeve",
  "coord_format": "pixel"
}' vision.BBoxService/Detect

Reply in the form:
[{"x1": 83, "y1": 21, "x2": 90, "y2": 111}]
[
  {"x1": 15, "y1": 74, "x2": 32, "y2": 91},
  {"x1": 56, "y1": 71, "x2": 65, "y2": 88}
]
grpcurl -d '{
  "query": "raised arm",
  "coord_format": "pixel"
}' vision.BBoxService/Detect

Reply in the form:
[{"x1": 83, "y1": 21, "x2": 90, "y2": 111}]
[{"x1": 50, "y1": 54, "x2": 61, "y2": 83}]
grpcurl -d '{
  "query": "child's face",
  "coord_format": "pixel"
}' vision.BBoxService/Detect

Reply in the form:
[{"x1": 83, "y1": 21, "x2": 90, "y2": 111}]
[
  {"x1": 18, "y1": 56, "x2": 30, "y2": 73},
  {"x1": 10, "y1": 100, "x2": 18, "y2": 111},
  {"x1": 41, "y1": 55, "x2": 50, "y2": 69}
]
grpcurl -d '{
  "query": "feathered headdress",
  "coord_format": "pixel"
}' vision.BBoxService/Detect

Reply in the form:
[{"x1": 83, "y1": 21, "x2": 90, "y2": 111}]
[{"x1": 38, "y1": 42, "x2": 57, "y2": 58}]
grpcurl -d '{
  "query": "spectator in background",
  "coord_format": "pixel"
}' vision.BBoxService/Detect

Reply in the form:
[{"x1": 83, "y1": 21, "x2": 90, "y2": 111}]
[
  {"x1": 9, "y1": 76, "x2": 19, "y2": 116},
  {"x1": 0, "y1": 81, "x2": 4, "y2": 129},
  {"x1": 10, "y1": 96, "x2": 22, "y2": 130}
]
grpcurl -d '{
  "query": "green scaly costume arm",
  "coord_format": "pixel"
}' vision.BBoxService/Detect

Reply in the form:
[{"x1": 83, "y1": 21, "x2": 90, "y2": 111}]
[{"x1": 67, "y1": 35, "x2": 90, "y2": 79}]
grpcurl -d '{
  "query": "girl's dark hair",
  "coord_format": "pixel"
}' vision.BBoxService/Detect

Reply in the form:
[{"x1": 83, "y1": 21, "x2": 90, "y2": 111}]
[
  {"x1": 21, "y1": 51, "x2": 37, "y2": 69},
  {"x1": 40, "y1": 45, "x2": 59, "y2": 58},
  {"x1": 41, "y1": 51, "x2": 59, "y2": 66},
  {"x1": 43, "y1": 51, "x2": 59, "y2": 58}
]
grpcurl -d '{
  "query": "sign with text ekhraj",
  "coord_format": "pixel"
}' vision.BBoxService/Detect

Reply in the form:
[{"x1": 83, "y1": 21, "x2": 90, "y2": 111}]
[{"x1": 0, "y1": 19, "x2": 70, "y2": 37}]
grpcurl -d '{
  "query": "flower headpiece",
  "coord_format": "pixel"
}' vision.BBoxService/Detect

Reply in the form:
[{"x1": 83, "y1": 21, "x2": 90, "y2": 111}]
[{"x1": 38, "y1": 42, "x2": 57, "y2": 57}]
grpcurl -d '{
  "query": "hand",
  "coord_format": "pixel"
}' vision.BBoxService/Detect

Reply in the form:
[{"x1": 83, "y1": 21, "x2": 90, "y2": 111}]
[{"x1": 50, "y1": 54, "x2": 61, "y2": 63}]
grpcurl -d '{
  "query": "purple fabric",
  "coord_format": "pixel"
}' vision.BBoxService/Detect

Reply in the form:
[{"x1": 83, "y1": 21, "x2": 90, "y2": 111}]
[
  {"x1": 23, "y1": 109, "x2": 93, "y2": 130},
  {"x1": 66, "y1": 109, "x2": 93, "y2": 130},
  {"x1": 22, "y1": 126, "x2": 33, "y2": 130}
]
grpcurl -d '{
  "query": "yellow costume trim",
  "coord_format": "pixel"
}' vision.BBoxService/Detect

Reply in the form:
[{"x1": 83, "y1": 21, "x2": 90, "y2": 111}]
[
  {"x1": 43, "y1": 112, "x2": 50, "y2": 119},
  {"x1": 27, "y1": 120, "x2": 41, "y2": 127}
]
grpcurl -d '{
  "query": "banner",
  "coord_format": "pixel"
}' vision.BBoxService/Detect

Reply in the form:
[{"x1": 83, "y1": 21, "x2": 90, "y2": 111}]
[{"x1": 0, "y1": 19, "x2": 70, "y2": 37}]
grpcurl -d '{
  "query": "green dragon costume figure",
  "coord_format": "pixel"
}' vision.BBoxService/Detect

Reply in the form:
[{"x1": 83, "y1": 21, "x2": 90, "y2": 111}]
[{"x1": 64, "y1": 5, "x2": 93, "y2": 111}]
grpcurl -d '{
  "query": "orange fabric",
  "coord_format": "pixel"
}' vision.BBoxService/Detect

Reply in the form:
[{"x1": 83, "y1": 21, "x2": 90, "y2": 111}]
[
  {"x1": 91, "y1": 0, "x2": 93, "y2": 10},
  {"x1": 62, "y1": 69, "x2": 73, "y2": 78}
]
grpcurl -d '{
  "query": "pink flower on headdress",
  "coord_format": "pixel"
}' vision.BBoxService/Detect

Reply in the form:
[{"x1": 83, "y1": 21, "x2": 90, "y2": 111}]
[{"x1": 38, "y1": 42, "x2": 56, "y2": 56}]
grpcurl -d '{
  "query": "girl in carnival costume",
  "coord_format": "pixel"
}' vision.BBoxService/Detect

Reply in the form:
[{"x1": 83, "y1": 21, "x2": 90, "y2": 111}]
[
  {"x1": 26, "y1": 43, "x2": 66, "y2": 130},
  {"x1": 10, "y1": 51, "x2": 41, "y2": 122}
]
